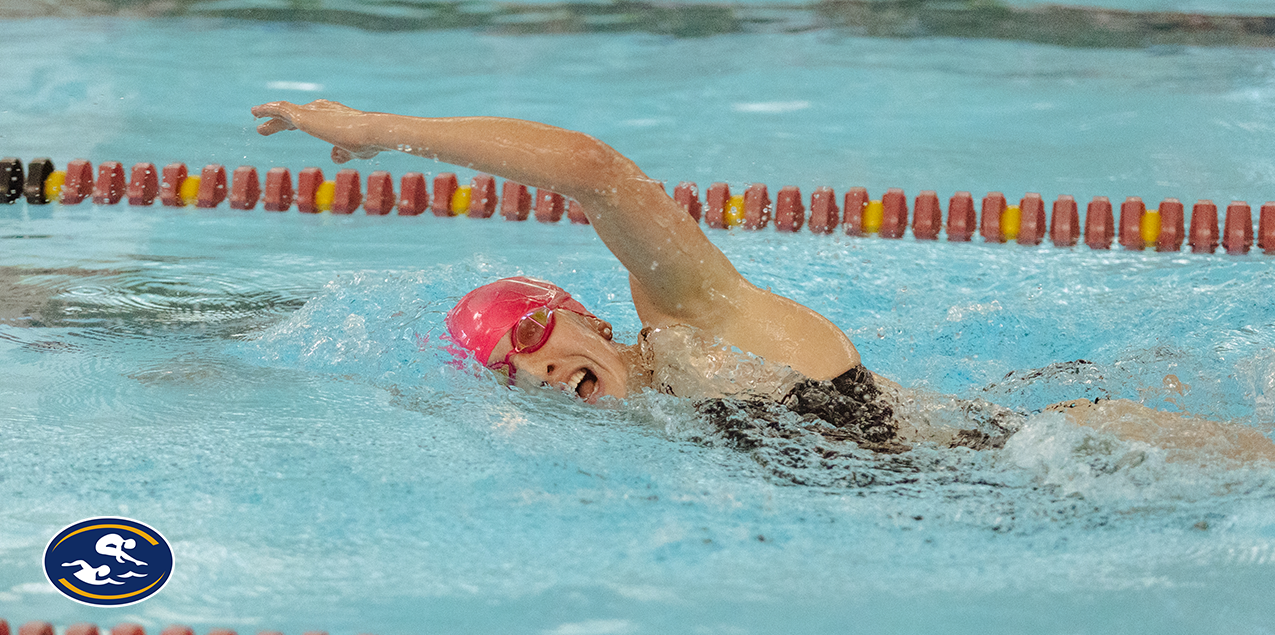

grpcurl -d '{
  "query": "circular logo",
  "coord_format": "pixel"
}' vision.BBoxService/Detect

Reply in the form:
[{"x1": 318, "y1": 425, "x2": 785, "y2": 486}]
[{"x1": 43, "y1": 517, "x2": 174, "y2": 606}]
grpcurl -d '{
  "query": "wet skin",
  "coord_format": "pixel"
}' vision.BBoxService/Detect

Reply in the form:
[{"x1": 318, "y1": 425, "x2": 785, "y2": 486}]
[
  {"x1": 1047, "y1": 398, "x2": 1275, "y2": 463},
  {"x1": 486, "y1": 310, "x2": 638, "y2": 404}
]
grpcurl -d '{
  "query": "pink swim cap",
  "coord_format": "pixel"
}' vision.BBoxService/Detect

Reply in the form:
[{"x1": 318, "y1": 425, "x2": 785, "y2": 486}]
[{"x1": 445, "y1": 276, "x2": 594, "y2": 366}]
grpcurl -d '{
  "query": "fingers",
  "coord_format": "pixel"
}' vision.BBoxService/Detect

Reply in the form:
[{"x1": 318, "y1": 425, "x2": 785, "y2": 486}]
[
  {"x1": 250, "y1": 101, "x2": 295, "y2": 119},
  {"x1": 256, "y1": 118, "x2": 295, "y2": 136},
  {"x1": 257, "y1": 100, "x2": 375, "y2": 161},
  {"x1": 252, "y1": 101, "x2": 298, "y2": 137}
]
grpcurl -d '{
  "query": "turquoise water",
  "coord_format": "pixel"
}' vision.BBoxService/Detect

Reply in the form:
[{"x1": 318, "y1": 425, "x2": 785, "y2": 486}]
[{"x1": 3, "y1": 15, "x2": 1275, "y2": 635}]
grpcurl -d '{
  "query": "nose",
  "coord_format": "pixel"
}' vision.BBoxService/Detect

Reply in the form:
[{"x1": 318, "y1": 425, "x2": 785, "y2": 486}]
[{"x1": 512, "y1": 355, "x2": 558, "y2": 386}]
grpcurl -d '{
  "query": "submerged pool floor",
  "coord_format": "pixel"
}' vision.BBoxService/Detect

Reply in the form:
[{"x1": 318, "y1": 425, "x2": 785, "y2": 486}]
[{"x1": 2, "y1": 16, "x2": 1275, "y2": 635}]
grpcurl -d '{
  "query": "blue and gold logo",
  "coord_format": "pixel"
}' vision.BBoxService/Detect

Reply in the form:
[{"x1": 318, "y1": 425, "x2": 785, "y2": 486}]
[{"x1": 43, "y1": 517, "x2": 174, "y2": 606}]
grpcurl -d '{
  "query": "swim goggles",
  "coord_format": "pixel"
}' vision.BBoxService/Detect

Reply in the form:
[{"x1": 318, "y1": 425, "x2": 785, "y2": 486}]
[{"x1": 488, "y1": 307, "x2": 556, "y2": 384}]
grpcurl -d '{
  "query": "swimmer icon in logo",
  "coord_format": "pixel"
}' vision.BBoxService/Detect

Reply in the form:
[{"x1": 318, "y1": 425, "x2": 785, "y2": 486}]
[{"x1": 43, "y1": 517, "x2": 174, "y2": 606}]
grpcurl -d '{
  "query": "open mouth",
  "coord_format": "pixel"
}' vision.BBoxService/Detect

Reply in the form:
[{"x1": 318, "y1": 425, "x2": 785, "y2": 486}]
[{"x1": 566, "y1": 367, "x2": 600, "y2": 400}]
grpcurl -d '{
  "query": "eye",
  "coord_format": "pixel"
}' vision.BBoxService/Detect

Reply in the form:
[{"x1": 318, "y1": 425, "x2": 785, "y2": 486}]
[{"x1": 514, "y1": 317, "x2": 545, "y2": 348}]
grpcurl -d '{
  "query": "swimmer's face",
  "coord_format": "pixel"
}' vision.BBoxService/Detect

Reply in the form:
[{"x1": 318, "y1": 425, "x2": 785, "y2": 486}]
[{"x1": 486, "y1": 310, "x2": 627, "y2": 403}]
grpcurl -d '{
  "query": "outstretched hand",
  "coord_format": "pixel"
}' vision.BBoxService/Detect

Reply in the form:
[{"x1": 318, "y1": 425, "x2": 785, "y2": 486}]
[{"x1": 251, "y1": 99, "x2": 382, "y2": 163}]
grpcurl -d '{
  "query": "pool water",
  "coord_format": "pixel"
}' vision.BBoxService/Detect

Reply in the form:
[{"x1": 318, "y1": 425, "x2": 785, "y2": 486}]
[{"x1": 3, "y1": 13, "x2": 1275, "y2": 635}]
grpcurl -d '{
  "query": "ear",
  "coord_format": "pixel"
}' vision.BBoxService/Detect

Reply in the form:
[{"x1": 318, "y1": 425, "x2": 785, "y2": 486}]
[{"x1": 583, "y1": 315, "x2": 613, "y2": 341}]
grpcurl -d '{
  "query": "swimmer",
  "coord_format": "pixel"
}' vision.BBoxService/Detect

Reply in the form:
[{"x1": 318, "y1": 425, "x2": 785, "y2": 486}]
[
  {"x1": 96, "y1": 533, "x2": 146, "y2": 567},
  {"x1": 61, "y1": 560, "x2": 123, "y2": 585},
  {"x1": 252, "y1": 99, "x2": 1275, "y2": 463}
]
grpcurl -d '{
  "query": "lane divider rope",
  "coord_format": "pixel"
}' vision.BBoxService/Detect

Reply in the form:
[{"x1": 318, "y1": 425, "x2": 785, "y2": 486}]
[
  {"x1": 2, "y1": 157, "x2": 1271, "y2": 255},
  {"x1": 1, "y1": 618, "x2": 348, "y2": 635}
]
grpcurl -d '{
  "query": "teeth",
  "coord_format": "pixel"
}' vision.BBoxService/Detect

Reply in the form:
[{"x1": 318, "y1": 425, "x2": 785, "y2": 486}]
[{"x1": 566, "y1": 369, "x2": 586, "y2": 392}]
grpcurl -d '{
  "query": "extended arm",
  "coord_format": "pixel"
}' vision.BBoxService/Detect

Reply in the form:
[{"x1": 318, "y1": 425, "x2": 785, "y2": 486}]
[
  {"x1": 253, "y1": 100, "x2": 732, "y2": 317},
  {"x1": 252, "y1": 100, "x2": 861, "y2": 378}
]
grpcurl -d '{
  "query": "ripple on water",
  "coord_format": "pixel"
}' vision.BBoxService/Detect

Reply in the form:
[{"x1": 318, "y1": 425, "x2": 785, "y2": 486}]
[{"x1": 0, "y1": 265, "x2": 310, "y2": 337}]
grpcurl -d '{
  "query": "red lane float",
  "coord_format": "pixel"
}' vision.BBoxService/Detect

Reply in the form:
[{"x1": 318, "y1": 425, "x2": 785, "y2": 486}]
[
  {"x1": 64, "y1": 625, "x2": 97, "y2": 635},
  {"x1": 93, "y1": 161, "x2": 125, "y2": 204},
  {"x1": 62, "y1": 159, "x2": 94, "y2": 204},
  {"x1": 912, "y1": 191, "x2": 941, "y2": 240},
  {"x1": 705, "y1": 183, "x2": 729, "y2": 230},
  {"x1": 296, "y1": 167, "x2": 324, "y2": 214},
  {"x1": 535, "y1": 190, "x2": 565, "y2": 223},
  {"x1": 980, "y1": 192, "x2": 1006, "y2": 243},
  {"x1": 431, "y1": 173, "x2": 458, "y2": 217},
  {"x1": 230, "y1": 166, "x2": 260, "y2": 210},
  {"x1": 947, "y1": 192, "x2": 976, "y2": 242},
  {"x1": 880, "y1": 188, "x2": 907, "y2": 239},
  {"x1": 775, "y1": 186, "x2": 804, "y2": 232},
  {"x1": 364, "y1": 171, "x2": 395, "y2": 215},
  {"x1": 263, "y1": 167, "x2": 293, "y2": 212},
  {"x1": 1189, "y1": 200, "x2": 1219, "y2": 253},
  {"x1": 398, "y1": 172, "x2": 428, "y2": 216},
  {"x1": 674, "y1": 182, "x2": 701, "y2": 222},
  {"x1": 1018, "y1": 193, "x2": 1046, "y2": 245},
  {"x1": 196, "y1": 164, "x2": 227, "y2": 208},
  {"x1": 743, "y1": 183, "x2": 770, "y2": 230},
  {"x1": 160, "y1": 163, "x2": 186, "y2": 206},
  {"x1": 808, "y1": 187, "x2": 839, "y2": 234},
  {"x1": 1084, "y1": 196, "x2": 1114, "y2": 250},
  {"x1": 843, "y1": 187, "x2": 868, "y2": 236},
  {"x1": 1157, "y1": 198, "x2": 1185, "y2": 252},
  {"x1": 974, "y1": 192, "x2": 1004, "y2": 242},
  {"x1": 469, "y1": 175, "x2": 497, "y2": 218},
  {"x1": 1118, "y1": 197, "x2": 1145, "y2": 250},
  {"x1": 111, "y1": 624, "x2": 145, "y2": 635},
  {"x1": 1223, "y1": 201, "x2": 1252, "y2": 255},
  {"x1": 159, "y1": 626, "x2": 194, "y2": 635},
  {"x1": 567, "y1": 200, "x2": 589, "y2": 224},
  {"x1": 1260, "y1": 202, "x2": 1275, "y2": 254},
  {"x1": 500, "y1": 181, "x2": 531, "y2": 221},
  {"x1": 18, "y1": 623, "x2": 52, "y2": 635},
  {"x1": 331, "y1": 169, "x2": 362, "y2": 214},
  {"x1": 1050, "y1": 195, "x2": 1079, "y2": 247},
  {"x1": 128, "y1": 163, "x2": 158, "y2": 206}
]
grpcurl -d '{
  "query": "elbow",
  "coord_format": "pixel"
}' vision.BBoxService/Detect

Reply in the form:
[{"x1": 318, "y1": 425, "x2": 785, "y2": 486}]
[{"x1": 554, "y1": 133, "x2": 635, "y2": 199}]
